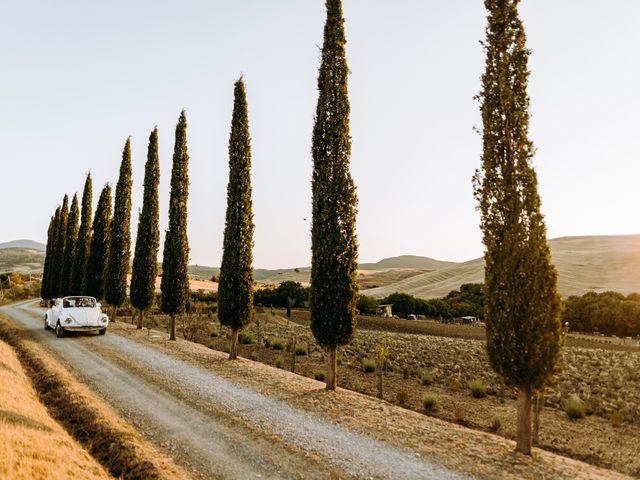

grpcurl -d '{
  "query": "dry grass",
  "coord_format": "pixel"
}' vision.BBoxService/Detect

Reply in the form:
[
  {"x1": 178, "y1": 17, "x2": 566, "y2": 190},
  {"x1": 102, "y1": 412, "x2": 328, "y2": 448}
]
[
  {"x1": 366, "y1": 234, "x2": 640, "y2": 299},
  {"x1": 0, "y1": 338, "x2": 111, "y2": 480},
  {"x1": 0, "y1": 316, "x2": 192, "y2": 480}
]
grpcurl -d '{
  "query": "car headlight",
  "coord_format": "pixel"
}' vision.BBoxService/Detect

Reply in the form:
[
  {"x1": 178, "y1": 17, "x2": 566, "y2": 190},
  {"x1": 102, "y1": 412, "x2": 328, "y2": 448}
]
[
  {"x1": 64, "y1": 317, "x2": 73, "y2": 324},
  {"x1": 100, "y1": 316, "x2": 108, "y2": 323}
]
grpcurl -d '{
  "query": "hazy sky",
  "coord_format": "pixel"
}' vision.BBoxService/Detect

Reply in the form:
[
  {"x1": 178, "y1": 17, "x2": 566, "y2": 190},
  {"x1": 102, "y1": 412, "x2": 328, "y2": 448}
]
[{"x1": 2, "y1": 1, "x2": 639, "y2": 269}]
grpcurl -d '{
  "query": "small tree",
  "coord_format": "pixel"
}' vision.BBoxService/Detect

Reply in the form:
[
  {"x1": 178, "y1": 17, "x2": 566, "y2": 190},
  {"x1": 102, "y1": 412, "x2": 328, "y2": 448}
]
[
  {"x1": 131, "y1": 127, "x2": 160, "y2": 329},
  {"x1": 310, "y1": 0, "x2": 359, "y2": 390},
  {"x1": 61, "y1": 193, "x2": 79, "y2": 295},
  {"x1": 71, "y1": 173, "x2": 92, "y2": 295},
  {"x1": 218, "y1": 78, "x2": 255, "y2": 360},
  {"x1": 86, "y1": 184, "x2": 112, "y2": 300},
  {"x1": 104, "y1": 139, "x2": 132, "y2": 320},
  {"x1": 40, "y1": 212, "x2": 56, "y2": 300},
  {"x1": 161, "y1": 112, "x2": 190, "y2": 341},
  {"x1": 52, "y1": 195, "x2": 69, "y2": 298},
  {"x1": 473, "y1": 0, "x2": 564, "y2": 455}
]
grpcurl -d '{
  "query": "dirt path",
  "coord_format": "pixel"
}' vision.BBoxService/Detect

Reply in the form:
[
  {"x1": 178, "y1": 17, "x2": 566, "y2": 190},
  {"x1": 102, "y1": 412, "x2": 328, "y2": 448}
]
[{"x1": 0, "y1": 300, "x2": 467, "y2": 480}]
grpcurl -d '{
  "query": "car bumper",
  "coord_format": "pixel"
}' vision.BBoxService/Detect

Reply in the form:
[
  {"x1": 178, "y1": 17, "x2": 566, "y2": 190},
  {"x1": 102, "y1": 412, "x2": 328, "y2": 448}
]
[{"x1": 63, "y1": 325, "x2": 107, "y2": 331}]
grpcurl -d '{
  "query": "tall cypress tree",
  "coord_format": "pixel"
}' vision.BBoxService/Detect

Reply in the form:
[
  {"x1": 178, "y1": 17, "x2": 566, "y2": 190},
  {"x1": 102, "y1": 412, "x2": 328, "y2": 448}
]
[
  {"x1": 131, "y1": 127, "x2": 161, "y2": 329},
  {"x1": 40, "y1": 212, "x2": 56, "y2": 300},
  {"x1": 86, "y1": 184, "x2": 112, "y2": 300},
  {"x1": 71, "y1": 173, "x2": 92, "y2": 294},
  {"x1": 473, "y1": 0, "x2": 563, "y2": 455},
  {"x1": 161, "y1": 111, "x2": 190, "y2": 341},
  {"x1": 104, "y1": 139, "x2": 133, "y2": 321},
  {"x1": 309, "y1": 0, "x2": 359, "y2": 390},
  {"x1": 218, "y1": 78, "x2": 255, "y2": 360},
  {"x1": 52, "y1": 195, "x2": 69, "y2": 298},
  {"x1": 61, "y1": 194, "x2": 79, "y2": 295},
  {"x1": 46, "y1": 206, "x2": 62, "y2": 298}
]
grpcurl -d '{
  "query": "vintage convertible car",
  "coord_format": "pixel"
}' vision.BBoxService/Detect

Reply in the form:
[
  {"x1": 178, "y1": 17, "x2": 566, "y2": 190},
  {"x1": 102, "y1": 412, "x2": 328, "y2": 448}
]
[{"x1": 45, "y1": 296, "x2": 109, "y2": 338}]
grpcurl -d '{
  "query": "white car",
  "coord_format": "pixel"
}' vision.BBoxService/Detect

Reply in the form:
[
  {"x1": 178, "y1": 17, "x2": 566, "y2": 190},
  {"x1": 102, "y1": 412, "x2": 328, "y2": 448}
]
[{"x1": 45, "y1": 296, "x2": 109, "y2": 338}]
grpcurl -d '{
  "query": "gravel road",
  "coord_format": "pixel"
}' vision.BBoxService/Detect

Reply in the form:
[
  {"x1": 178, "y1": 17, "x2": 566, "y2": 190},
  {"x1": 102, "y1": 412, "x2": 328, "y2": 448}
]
[{"x1": 1, "y1": 300, "x2": 470, "y2": 480}]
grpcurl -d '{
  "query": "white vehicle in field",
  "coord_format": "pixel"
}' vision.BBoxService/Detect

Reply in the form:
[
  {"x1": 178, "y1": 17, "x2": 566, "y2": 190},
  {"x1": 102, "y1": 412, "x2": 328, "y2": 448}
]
[{"x1": 45, "y1": 296, "x2": 109, "y2": 338}]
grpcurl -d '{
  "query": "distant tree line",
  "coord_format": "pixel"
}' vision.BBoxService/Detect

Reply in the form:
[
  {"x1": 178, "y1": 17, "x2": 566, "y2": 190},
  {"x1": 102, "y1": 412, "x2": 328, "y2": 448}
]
[{"x1": 564, "y1": 291, "x2": 640, "y2": 337}]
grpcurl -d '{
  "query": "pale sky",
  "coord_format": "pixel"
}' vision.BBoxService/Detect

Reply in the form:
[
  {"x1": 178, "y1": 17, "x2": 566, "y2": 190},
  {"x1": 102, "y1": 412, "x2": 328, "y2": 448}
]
[{"x1": 2, "y1": 1, "x2": 639, "y2": 269}]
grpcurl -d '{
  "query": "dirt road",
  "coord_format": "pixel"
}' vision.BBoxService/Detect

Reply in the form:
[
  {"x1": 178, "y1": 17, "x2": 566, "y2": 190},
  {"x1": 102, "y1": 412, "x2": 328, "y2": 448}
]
[{"x1": 0, "y1": 300, "x2": 467, "y2": 480}]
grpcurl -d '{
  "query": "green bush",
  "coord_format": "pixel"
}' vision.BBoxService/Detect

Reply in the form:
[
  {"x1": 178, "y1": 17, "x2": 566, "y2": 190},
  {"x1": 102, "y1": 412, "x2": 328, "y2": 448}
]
[
  {"x1": 362, "y1": 358, "x2": 376, "y2": 373},
  {"x1": 249, "y1": 351, "x2": 258, "y2": 361},
  {"x1": 209, "y1": 327, "x2": 219, "y2": 337},
  {"x1": 468, "y1": 380, "x2": 487, "y2": 399},
  {"x1": 564, "y1": 396, "x2": 585, "y2": 419},
  {"x1": 238, "y1": 331, "x2": 254, "y2": 344},
  {"x1": 294, "y1": 345, "x2": 308, "y2": 356},
  {"x1": 275, "y1": 355, "x2": 285, "y2": 369},
  {"x1": 422, "y1": 395, "x2": 437, "y2": 411},
  {"x1": 489, "y1": 416, "x2": 501, "y2": 432},
  {"x1": 314, "y1": 371, "x2": 326, "y2": 381},
  {"x1": 271, "y1": 338, "x2": 285, "y2": 350},
  {"x1": 610, "y1": 410, "x2": 624, "y2": 427},
  {"x1": 421, "y1": 371, "x2": 434, "y2": 386}
]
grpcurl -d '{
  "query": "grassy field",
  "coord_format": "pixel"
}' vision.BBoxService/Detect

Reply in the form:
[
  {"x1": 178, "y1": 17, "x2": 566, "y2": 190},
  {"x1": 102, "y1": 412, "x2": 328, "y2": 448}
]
[
  {"x1": 0, "y1": 248, "x2": 45, "y2": 274},
  {"x1": 366, "y1": 234, "x2": 640, "y2": 299},
  {"x1": 128, "y1": 308, "x2": 640, "y2": 477},
  {"x1": 0, "y1": 338, "x2": 111, "y2": 480}
]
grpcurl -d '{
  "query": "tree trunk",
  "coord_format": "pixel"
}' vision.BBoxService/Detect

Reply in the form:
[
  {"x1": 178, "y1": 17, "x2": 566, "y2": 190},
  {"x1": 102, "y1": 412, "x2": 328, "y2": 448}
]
[
  {"x1": 376, "y1": 365, "x2": 383, "y2": 399},
  {"x1": 326, "y1": 346, "x2": 337, "y2": 390},
  {"x1": 111, "y1": 306, "x2": 117, "y2": 323},
  {"x1": 516, "y1": 384, "x2": 533, "y2": 455},
  {"x1": 229, "y1": 328, "x2": 238, "y2": 359},
  {"x1": 136, "y1": 310, "x2": 143, "y2": 330},
  {"x1": 533, "y1": 393, "x2": 542, "y2": 445},
  {"x1": 169, "y1": 314, "x2": 176, "y2": 341}
]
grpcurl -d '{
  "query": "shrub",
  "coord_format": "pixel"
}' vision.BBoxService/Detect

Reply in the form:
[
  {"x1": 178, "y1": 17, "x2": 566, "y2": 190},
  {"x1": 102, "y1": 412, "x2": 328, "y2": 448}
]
[
  {"x1": 264, "y1": 338, "x2": 271, "y2": 348},
  {"x1": 362, "y1": 358, "x2": 376, "y2": 373},
  {"x1": 275, "y1": 356, "x2": 284, "y2": 369},
  {"x1": 210, "y1": 327, "x2": 219, "y2": 337},
  {"x1": 610, "y1": 410, "x2": 624, "y2": 428},
  {"x1": 294, "y1": 345, "x2": 308, "y2": 356},
  {"x1": 314, "y1": 371, "x2": 326, "y2": 381},
  {"x1": 271, "y1": 338, "x2": 285, "y2": 350},
  {"x1": 469, "y1": 380, "x2": 487, "y2": 399},
  {"x1": 396, "y1": 390, "x2": 409, "y2": 405},
  {"x1": 421, "y1": 371, "x2": 434, "y2": 386},
  {"x1": 422, "y1": 395, "x2": 437, "y2": 411},
  {"x1": 238, "y1": 331, "x2": 254, "y2": 344},
  {"x1": 564, "y1": 396, "x2": 585, "y2": 419},
  {"x1": 489, "y1": 416, "x2": 501, "y2": 432},
  {"x1": 249, "y1": 351, "x2": 258, "y2": 361}
]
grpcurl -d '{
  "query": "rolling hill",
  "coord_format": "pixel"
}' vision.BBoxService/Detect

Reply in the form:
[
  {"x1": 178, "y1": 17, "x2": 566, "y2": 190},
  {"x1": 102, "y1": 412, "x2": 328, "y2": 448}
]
[
  {"x1": 365, "y1": 235, "x2": 640, "y2": 299},
  {"x1": 0, "y1": 239, "x2": 45, "y2": 251},
  {"x1": 0, "y1": 248, "x2": 46, "y2": 274}
]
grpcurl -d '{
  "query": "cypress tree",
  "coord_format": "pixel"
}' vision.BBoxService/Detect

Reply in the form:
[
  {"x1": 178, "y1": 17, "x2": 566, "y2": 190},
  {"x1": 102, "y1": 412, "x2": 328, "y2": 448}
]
[
  {"x1": 104, "y1": 139, "x2": 133, "y2": 321},
  {"x1": 131, "y1": 127, "x2": 161, "y2": 329},
  {"x1": 161, "y1": 111, "x2": 190, "y2": 341},
  {"x1": 86, "y1": 185, "x2": 112, "y2": 300},
  {"x1": 71, "y1": 173, "x2": 92, "y2": 294},
  {"x1": 61, "y1": 194, "x2": 79, "y2": 295},
  {"x1": 40, "y1": 212, "x2": 56, "y2": 299},
  {"x1": 309, "y1": 0, "x2": 359, "y2": 390},
  {"x1": 218, "y1": 78, "x2": 255, "y2": 360},
  {"x1": 473, "y1": 0, "x2": 563, "y2": 455},
  {"x1": 52, "y1": 195, "x2": 69, "y2": 298}
]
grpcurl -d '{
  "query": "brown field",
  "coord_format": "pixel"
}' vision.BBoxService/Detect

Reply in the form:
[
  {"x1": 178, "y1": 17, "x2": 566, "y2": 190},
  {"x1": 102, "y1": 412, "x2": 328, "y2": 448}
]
[
  {"x1": 132, "y1": 309, "x2": 640, "y2": 477},
  {"x1": 0, "y1": 338, "x2": 110, "y2": 480}
]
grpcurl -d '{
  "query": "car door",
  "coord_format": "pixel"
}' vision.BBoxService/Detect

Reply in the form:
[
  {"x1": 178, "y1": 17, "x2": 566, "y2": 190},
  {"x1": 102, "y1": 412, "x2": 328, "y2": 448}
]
[{"x1": 51, "y1": 299, "x2": 62, "y2": 324}]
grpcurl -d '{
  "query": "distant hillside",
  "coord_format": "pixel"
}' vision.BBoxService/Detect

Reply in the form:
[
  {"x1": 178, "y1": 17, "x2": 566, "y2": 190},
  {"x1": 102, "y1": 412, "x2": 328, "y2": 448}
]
[
  {"x1": 365, "y1": 235, "x2": 640, "y2": 299},
  {"x1": 0, "y1": 248, "x2": 45, "y2": 274},
  {"x1": 0, "y1": 239, "x2": 45, "y2": 251},
  {"x1": 359, "y1": 255, "x2": 457, "y2": 271}
]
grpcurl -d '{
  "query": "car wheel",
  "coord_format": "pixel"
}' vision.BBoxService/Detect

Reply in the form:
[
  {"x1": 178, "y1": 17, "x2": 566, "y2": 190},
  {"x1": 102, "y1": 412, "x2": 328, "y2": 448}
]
[
  {"x1": 55, "y1": 322, "x2": 66, "y2": 338},
  {"x1": 44, "y1": 316, "x2": 52, "y2": 330},
  {"x1": 98, "y1": 328, "x2": 107, "y2": 336}
]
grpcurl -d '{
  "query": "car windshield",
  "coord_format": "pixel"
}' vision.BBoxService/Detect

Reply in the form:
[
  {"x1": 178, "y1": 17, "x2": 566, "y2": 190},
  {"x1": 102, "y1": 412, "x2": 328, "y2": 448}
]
[{"x1": 63, "y1": 297, "x2": 96, "y2": 308}]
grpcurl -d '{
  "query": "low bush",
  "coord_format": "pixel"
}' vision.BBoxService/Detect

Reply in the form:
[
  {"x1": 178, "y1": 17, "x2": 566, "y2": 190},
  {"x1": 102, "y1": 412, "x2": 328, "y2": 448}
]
[
  {"x1": 489, "y1": 416, "x2": 501, "y2": 432},
  {"x1": 421, "y1": 371, "x2": 434, "y2": 386},
  {"x1": 209, "y1": 328, "x2": 219, "y2": 338},
  {"x1": 469, "y1": 380, "x2": 487, "y2": 399},
  {"x1": 396, "y1": 390, "x2": 409, "y2": 405},
  {"x1": 564, "y1": 395, "x2": 586, "y2": 419},
  {"x1": 271, "y1": 338, "x2": 285, "y2": 350},
  {"x1": 294, "y1": 345, "x2": 308, "y2": 356},
  {"x1": 610, "y1": 410, "x2": 624, "y2": 428},
  {"x1": 238, "y1": 332, "x2": 254, "y2": 344},
  {"x1": 362, "y1": 358, "x2": 376, "y2": 373},
  {"x1": 314, "y1": 371, "x2": 326, "y2": 382},
  {"x1": 422, "y1": 395, "x2": 437, "y2": 411},
  {"x1": 248, "y1": 351, "x2": 258, "y2": 361},
  {"x1": 275, "y1": 356, "x2": 285, "y2": 369}
]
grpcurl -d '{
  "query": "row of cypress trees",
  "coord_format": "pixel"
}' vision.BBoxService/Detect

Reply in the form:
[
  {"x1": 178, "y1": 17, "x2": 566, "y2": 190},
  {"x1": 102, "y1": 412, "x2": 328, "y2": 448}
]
[{"x1": 40, "y1": 0, "x2": 562, "y2": 457}]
